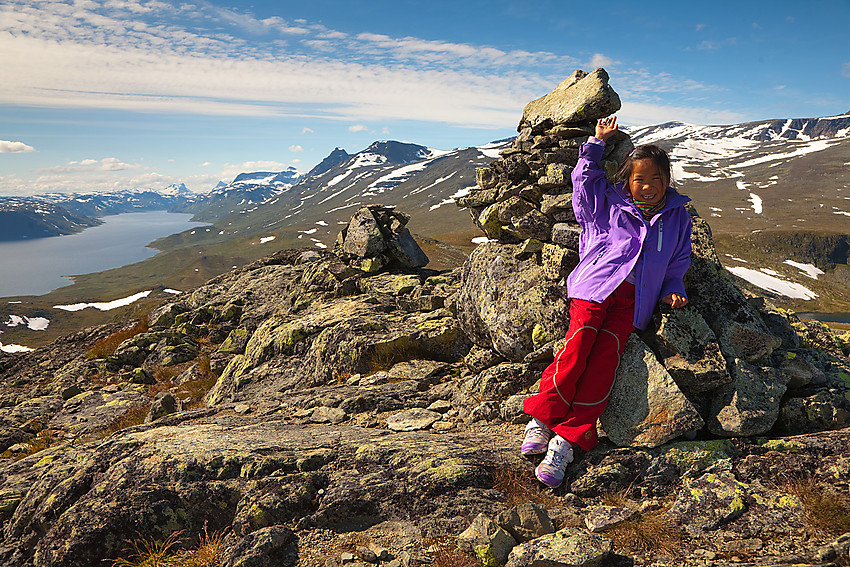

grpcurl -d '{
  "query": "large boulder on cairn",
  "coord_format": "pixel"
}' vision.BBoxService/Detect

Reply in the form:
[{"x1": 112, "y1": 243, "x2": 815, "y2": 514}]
[
  {"x1": 337, "y1": 204, "x2": 429, "y2": 272},
  {"x1": 519, "y1": 68, "x2": 622, "y2": 132}
]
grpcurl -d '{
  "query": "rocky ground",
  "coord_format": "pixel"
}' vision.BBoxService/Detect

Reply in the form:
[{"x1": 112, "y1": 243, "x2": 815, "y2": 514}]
[{"x1": 1, "y1": 71, "x2": 849, "y2": 567}]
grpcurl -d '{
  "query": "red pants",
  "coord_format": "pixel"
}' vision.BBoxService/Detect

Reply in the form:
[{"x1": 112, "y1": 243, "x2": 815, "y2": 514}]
[{"x1": 523, "y1": 282, "x2": 635, "y2": 450}]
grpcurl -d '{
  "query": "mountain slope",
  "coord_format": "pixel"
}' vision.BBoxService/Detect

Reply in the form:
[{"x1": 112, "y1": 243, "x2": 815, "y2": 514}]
[{"x1": 0, "y1": 199, "x2": 100, "y2": 241}]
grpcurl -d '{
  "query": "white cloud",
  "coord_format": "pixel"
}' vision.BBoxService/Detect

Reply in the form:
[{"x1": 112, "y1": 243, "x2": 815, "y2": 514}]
[
  {"x1": 0, "y1": 140, "x2": 35, "y2": 153},
  {"x1": 289, "y1": 144, "x2": 303, "y2": 152},
  {"x1": 618, "y1": 101, "x2": 747, "y2": 127},
  {"x1": 843, "y1": 62, "x2": 850, "y2": 78},
  {"x1": 301, "y1": 127, "x2": 314, "y2": 134},
  {"x1": 200, "y1": 161, "x2": 212, "y2": 166},
  {"x1": 588, "y1": 53, "x2": 614, "y2": 68},
  {"x1": 37, "y1": 157, "x2": 138, "y2": 174},
  {"x1": 219, "y1": 160, "x2": 290, "y2": 180},
  {"x1": 349, "y1": 124, "x2": 368, "y2": 132}
]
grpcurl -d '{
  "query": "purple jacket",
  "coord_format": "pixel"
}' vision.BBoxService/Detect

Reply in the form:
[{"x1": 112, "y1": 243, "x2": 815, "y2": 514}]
[{"x1": 567, "y1": 139, "x2": 692, "y2": 330}]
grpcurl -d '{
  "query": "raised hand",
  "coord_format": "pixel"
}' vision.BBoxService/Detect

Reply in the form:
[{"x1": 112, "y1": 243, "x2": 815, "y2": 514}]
[{"x1": 595, "y1": 115, "x2": 618, "y2": 142}]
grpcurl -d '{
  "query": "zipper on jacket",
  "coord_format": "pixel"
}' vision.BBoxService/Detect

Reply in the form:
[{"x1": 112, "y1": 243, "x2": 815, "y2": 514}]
[
  {"x1": 574, "y1": 250, "x2": 605, "y2": 281},
  {"x1": 657, "y1": 219, "x2": 664, "y2": 252}
]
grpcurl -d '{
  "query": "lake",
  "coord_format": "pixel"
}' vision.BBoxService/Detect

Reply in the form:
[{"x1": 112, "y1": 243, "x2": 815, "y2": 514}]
[{"x1": 0, "y1": 211, "x2": 209, "y2": 297}]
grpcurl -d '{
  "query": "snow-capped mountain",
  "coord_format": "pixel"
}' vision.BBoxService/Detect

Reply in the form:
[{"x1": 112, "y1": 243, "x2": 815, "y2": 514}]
[
  {"x1": 193, "y1": 139, "x2": 508, "y2": 248},
  {"x1": 184, "y1": 167, "x2": 301, "y2": 221},
  {"x1": 0, "y1": 198, "x2": 100, "y2": 241},
  {"x1": 37, "y1": 185, "x2": 195, "y2": 218},
  {"x1": 630, "y1": 112, "x2": 850, "y2": 237}
]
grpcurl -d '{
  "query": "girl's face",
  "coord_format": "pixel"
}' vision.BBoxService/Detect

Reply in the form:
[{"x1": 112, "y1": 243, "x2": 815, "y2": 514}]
[{"x1": 628, "y1": 159, "x2": 666, "y2": 204}]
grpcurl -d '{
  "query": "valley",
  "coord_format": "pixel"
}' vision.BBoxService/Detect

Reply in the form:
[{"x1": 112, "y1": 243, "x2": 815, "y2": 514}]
[{"x1": 2, "y1": 116, "x2": 849, "y2": 350}]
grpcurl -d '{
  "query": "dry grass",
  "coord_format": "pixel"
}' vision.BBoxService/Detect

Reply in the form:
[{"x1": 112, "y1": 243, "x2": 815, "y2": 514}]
[
  {"x1": 111, "y1": 526, "x2": 227, "y2": 567},
  {"x1": 0, "y1": 427, "x2": 55, "y2": 461},
  {"x1": 604, "y1": 509, "x2": 681, "y2": 555},
  {"x1": 490, "y1": 458, "x2": 561, "y2": 509},
  {"x1": 105, "y1": 405, "x2": 151, "y2": 436},
  {"x1": 426, "y1": 537, "x2": 480, "y2": 567},
  {"x1": 787, "y1": 477, "x2": 850, "y2": 535},
  {"x1": 598, "y1": 489, "x2": 681, "y2": 555},
  {"x1": 86, "y1": 319, "x2": 149, "y2": 360},
  {"x1": 111, "y1": 531, "x2": 183, "y2": 567}
]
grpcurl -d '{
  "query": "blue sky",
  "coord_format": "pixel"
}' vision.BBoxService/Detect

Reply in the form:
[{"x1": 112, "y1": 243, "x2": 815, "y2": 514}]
[{"x1": 1, "y1": 0, "x2": 848, "y2": 196}]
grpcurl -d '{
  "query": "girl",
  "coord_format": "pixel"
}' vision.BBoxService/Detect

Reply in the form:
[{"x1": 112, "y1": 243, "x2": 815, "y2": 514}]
[{"x1": 522, "y1": 115, "x2": 692, "y2": 488}]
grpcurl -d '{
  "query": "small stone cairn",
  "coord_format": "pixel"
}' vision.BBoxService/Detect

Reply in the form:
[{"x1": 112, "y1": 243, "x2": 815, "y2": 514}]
[
  {"x1": 336, "y1": 204, "x2": 429, "y2": 272},
  {"x1": 457, "y1": 68, "x2": 632, "y2": 250}
]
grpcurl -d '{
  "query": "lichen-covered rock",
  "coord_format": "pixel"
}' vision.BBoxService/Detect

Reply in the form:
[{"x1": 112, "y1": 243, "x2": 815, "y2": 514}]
[
  {"x1": 773, "y1": 388, "x2": 850, "y2": 434},
  {"x1": 649, "y1": 305, "x2": 731, "y2": 393},
  {"x1": 666, "y1": 471, "x2": 748, "y2": 535},
  {"x1": 709, "y1": 359, "x2": 788, "y2": 437},
  {"x1": 455, "y1": 241, "x2": 569, "y2": 361},
  {"x1": 504, "y1": 527, "x2": 612, "y2": 567},
  {"x1": 386, "y1": 408, "x2": 441, "y2": 431},
  {"x1": 458, "y1": 513, "x2": 517, "y2": 567},
  {"x1": 519, "y1": 68, "x2": 621, "y2": 131},
  {"x1": 600, "y1": 335, "x2": 704, "y2": 447}
]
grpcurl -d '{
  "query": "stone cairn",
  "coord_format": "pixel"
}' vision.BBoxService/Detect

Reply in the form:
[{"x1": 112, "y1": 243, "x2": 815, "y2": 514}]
[
  {"x1": 454, "y1": 68, "x2": 850, "y2": 447},
  {"x1": 457, "y1": 68, "x2": 632, "y2": 255},
  {"x1": 336, "y1": 204, "x2": 429, "y2": 272}
]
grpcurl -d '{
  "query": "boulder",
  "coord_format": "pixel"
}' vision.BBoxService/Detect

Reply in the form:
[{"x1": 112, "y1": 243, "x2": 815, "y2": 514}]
[
  {"x1": 494, "y1": 502, "x2": 555, "y2": 543},
  {"x1": 519, "y1": 68, "x2": 621, "y2": 131},
  {"x1": 708, "y1": 359, "x2": 788, "y2": 437},
  {"x1": 455, "y1": 242, "x2": 569, "y2": 361},
  {"x1": 599, "y1": 335, "x2": 704, "y2": 447},
  {"x1": 458, "y1": 513, "x2": 517, "y2": 567}
]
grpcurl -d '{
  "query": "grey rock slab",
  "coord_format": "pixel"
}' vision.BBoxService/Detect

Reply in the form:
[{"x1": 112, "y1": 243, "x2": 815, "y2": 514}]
[
  {"x1": 665, "y1": 470, "x2": 749, "y2": 536},
  {"x1": 505, "y1": 527, "x2": 612, "y2": 567},
  {"x1": 600, "y1": 335, "x2": 705, "y2": 447},
  {"x1": 386, "y1": 408, "x2": 442, "y2": 431}
]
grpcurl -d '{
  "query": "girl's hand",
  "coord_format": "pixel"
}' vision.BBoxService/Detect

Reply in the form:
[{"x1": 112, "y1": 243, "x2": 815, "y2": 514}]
[
  {"x1": 595, "y1": 116, "x2": 618, "y2": 142},
  {"x1": 662, "y1": 293, "x2": 688, "y2": 308}
]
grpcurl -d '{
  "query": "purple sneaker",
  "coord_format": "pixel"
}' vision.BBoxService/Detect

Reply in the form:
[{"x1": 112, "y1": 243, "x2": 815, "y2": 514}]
[
  {"x1": 521, "y1": 418, "x2": 554, "y2": 456},
  {"x1": 535, "y1": 435, "x2": 573, "y2": 488}
]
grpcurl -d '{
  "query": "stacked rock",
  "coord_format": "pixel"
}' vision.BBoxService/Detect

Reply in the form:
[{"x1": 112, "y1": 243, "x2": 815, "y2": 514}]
[
  {"x1": 336, "y1": 204, "x2": 429, "y2": 272},
  {"x1": 457, "y1": 68, "x2": 633, "y2": 251}
]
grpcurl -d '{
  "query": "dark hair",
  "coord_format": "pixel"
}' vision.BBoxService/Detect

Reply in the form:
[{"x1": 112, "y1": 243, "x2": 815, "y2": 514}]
[{"x1": 614, "y1": 144, "x2": 672, "y2": 188}]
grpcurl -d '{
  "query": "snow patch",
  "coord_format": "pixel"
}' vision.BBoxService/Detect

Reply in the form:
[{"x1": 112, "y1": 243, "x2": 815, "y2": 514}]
[
  {"x1": 748, "y1": 193, "x2": 763, "y2": 214},
  {"x1": 727, "y1": 267, "x2": 818, "y2": 300},
  {"x1": 5, "y1": 315, "x2": 50, "y2": 331},
  {"x1": 0, "y1": 341, "x2": 33, "y2": 353},
  {"x1": 163, "y1": 289, "x2": 182, "y2": 295},
  {"x1": 783, "y1": 260, "x2": 824, "y2": 280},
  {"x1": 429, "y1": 186, "x2": 474, "y2": 211},
  {"x1": 54, "y1": 291, "x2": 152, "y2": 312},
  {"x1": 259, "y1": 236, "x2": 276, "y2": 243}
]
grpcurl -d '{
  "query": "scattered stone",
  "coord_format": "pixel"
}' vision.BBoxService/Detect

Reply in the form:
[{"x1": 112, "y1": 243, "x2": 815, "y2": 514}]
[
  {"x1": 386, "y1": 408, "x2": 441, "y2": 431},
  {"x1": 505, "y1": 528, "x2": 612, "y2": 567},
  {"x1": 234, "y1": 403, "x2": 251, "y2": 414},
  {"x1": 427, "y1": 400, "x2": 452, "y2": 413},
  {"x1": 145, "y1": 392, "x2": 177, "y2": 423},
  {"x1": 494, "y1": 502, "x2": 555, "y2": 543},
  {"x1": 310, "y1": 406, "x2": 347, "y2": 425},
  {"x1": 458, "y1": 513, "x2": 517, "y2": 567},
  {"x1": 355, "y1": 546, "x2": 378, "y2": 563},
  {"x1": 583, "y1": 505, "x2": 638, "y2": 533}
]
